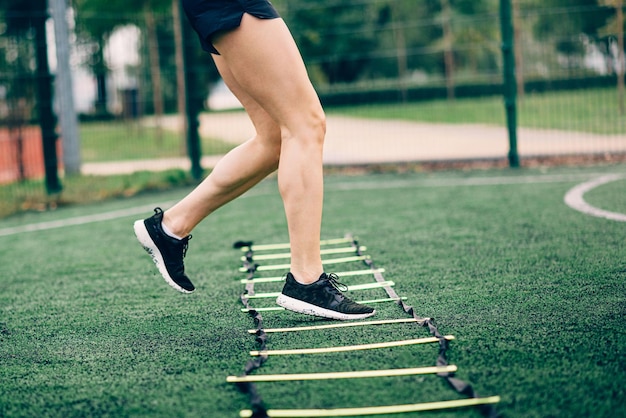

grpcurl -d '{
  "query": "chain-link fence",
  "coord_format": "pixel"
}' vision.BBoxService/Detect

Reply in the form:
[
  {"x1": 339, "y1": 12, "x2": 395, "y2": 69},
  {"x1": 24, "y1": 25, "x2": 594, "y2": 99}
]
[{"x1": 1, "y1": 0, "x2": 625, "y2": 216}]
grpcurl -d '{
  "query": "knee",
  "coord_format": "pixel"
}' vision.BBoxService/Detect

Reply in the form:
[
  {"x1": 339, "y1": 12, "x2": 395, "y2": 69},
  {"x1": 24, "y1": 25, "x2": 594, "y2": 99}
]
[
  {"x1": 283, "y1": 105, "x2": 326, "y2": 148},
  {"x1": 314, "y1": 108, "x2": 327, "y2": 142},
  {"x1": 310, "y1": 106, "x2": 327, "y2": 144}
]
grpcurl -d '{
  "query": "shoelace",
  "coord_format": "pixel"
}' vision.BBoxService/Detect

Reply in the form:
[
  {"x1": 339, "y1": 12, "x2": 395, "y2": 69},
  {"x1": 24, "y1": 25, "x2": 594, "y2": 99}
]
[
  {"x1": 325, "y1": 273, "x2": 348, "y2": 293},
  {"x1": 180, "y1": 235, "x2": 192, "y2": 258}
]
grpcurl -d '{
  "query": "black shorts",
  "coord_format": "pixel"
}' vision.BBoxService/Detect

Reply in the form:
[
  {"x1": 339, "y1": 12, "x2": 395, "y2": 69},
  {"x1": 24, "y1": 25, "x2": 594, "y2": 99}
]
[{"x1": 182, "y1": 0, "x2": 280, "y2": 54}]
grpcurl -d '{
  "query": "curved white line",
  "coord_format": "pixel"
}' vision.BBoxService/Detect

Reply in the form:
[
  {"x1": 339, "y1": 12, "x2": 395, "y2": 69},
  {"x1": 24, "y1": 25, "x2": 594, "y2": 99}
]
[{"x1": 564, "y1": 174, "x2": 626, "y2": 222}]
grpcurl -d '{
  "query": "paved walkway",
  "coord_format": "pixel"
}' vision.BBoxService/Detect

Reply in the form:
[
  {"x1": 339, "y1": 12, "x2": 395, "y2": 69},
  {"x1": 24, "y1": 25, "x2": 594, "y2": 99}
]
[{"x1": 82, "y1": 112, "x2": 626, "y2": 175}]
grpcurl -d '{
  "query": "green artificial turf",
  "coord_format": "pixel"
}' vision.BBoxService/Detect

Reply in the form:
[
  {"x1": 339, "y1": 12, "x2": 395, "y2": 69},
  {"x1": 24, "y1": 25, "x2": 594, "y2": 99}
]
[{"x1": 1, "y1": 165, "x2": 625, "y2": 417}]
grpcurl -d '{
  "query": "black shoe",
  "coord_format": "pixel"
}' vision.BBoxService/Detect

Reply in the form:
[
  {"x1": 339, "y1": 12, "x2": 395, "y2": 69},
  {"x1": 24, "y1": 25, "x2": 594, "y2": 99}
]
[
  {"x1": 133, "y1": 207, "x2": 195, "y2": 293},
  {"x1": 276, "y1": 273, "x2": 376, "y2": 320}
]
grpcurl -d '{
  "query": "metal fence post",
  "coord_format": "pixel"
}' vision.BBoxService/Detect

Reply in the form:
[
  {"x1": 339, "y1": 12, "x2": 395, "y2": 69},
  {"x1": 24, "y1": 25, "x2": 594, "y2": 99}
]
[
  {"x1": 180, "y1": 0, "x2": 203, "y2": 180},
  {"x1": 500, "y1": 0, "x2": 520, "y2": 167},
  {"x1": 51, "y1": 0, "x2": 82, "y2": 175},
  {"x1": 34, "y1": 0, "x2": 63, "y2": 194}
]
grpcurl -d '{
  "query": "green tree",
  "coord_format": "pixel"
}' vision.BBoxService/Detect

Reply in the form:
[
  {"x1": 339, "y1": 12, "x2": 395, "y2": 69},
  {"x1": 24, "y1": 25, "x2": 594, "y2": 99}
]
[
  {"x1": 73, "y1": 0, "x2": 134, "y2": 115},
  {"x1": 598, "y1": 0, "x2": 625, "y2": 114},
  {"x1": 74, "y1": 0, "x2": 174, "y2": 117},
  {"x1": 529, "y1": 0, "x2": 614, "y2": 67},
  {"x1": 73, "y1": 0, "x2": 218, "y2": 117},
  {"x1": 0, "y1": 0, "x2": 37, "y2": 122},
  {"x1": 273, "y1": 0, "x2": 497, "y2": 89},
  {"x1": 375, "y1": 0, "x2": 443, "y2": 79},
  {"x1": 277, "y1": 0, "x2": 383, "y2": 84}
]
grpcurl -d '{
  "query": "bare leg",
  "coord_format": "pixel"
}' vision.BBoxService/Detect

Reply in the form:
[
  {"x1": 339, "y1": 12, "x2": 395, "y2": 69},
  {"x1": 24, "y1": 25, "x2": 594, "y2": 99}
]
[
  {"x1": 132, "y1": 65, "x2": 279, "y2": 294},
  {"x1": 163, "y1": 55, "x2": 282, "y2": 237},
  {"x1": 164, "y1": 14, "x2": 325, "y2": 284},
  {"x1": 209, "y1": 14, "x2": 326, "y2": 284},
  {"x1": 135, "y1": 13, "x2": 374, "y2": 317}
]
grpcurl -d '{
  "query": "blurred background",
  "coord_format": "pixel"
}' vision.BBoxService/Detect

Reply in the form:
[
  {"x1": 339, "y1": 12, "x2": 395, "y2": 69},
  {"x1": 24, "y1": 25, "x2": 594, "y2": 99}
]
[{"x1": 0, "y1": 0, "x2": 624, "y2": 216}]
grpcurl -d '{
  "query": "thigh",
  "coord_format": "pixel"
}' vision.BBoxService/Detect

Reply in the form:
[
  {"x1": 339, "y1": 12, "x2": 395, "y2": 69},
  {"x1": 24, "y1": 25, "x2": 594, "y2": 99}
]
[
  {"x1": 212, "y1": 54, "x2": 281, "y2": 144},
  {"x1": 212, "y1": 14, "x2": 323, "y2": 131}
]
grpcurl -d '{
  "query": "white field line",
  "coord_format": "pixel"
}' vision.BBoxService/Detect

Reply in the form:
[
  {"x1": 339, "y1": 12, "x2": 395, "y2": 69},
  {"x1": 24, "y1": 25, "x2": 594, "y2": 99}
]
[
  {"x1": 2, "y1": 172, "x2": 622, "y2": 237},
  {"x1": 0, "y1": 202, "x2": 177, "y2": 237},
  {"x1": 326, "y1": 172, "x2": 618, "y2": 191},
  {"x1": 564, "y1": 174, "x2": 626, "y2": 222}
]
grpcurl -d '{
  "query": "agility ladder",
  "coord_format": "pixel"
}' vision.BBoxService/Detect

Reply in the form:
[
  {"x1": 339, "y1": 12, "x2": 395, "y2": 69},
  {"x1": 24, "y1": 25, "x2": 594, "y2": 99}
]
[{"x1": 229, "y1": 235, "x2": 500, "y2": 417}]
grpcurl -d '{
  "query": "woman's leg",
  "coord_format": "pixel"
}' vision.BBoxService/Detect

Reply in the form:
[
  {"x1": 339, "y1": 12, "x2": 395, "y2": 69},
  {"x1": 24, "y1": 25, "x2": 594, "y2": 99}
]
[
  {"x1": 211, "y1": 14, "x2": 326, "y2": 284},
  {"x1": 133, "y1": 45, "x2": 283, "y2": 293},
  {"x1": 162, "y1": 54, "x2": 282, "y2": 237},
  {"x1": 135, "y1": 12, "x2": 374, "y2": 318}
]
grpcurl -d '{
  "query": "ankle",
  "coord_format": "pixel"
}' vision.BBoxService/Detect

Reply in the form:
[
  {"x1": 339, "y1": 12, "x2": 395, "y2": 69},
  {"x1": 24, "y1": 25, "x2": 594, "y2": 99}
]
[
  {"x1": 162, "y1": 213, "x2": 187, "y2": 239},
  {"x1": 290, "y1": 270, "x2": 323, "y2": 285}
]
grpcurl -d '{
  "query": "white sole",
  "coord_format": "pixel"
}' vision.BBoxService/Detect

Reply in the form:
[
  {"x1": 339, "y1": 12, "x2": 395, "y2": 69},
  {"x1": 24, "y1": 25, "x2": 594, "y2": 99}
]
[
  {"x1": 133, "y1": 220, "x2": 192, "y2": 294},
  {"x1": 276, "y1": 294, "x2": 376, "y2": 321}
]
